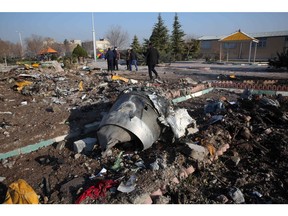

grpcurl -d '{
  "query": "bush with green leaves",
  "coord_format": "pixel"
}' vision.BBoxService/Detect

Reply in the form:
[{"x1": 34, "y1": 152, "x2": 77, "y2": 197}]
[{"x1": 72, "y1": 45, "x2": 88, "y2": 63}]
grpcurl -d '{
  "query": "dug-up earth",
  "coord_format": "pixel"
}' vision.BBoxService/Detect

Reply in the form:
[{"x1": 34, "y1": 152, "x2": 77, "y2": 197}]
[{"x1": 0, "y1": 60, "x2": 288, "y2": 204}]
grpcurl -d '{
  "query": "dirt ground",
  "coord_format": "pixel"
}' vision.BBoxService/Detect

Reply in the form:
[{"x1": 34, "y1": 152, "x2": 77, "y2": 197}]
[{"x1": 0, "y1": 61, "x2": 288, "y2": 205}]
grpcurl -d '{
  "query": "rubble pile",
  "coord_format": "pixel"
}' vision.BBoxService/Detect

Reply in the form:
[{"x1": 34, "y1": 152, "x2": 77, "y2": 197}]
[{"x1": 0, "y1": 63, "x2": 288, "y2": 204}]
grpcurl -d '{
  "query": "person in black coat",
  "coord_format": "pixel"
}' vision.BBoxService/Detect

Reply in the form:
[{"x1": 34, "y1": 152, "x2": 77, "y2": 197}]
[
  {"x1": 113, "y1": 47, "x2": 120, "y2": 70},
  {"x1": 105, "y1": 48, "x2": 115, "y2": 73},
  {"x1": 125, "y1": 49, "x2": 131, "y2": 70},
  {"x1": 146, "y1": 42, "x2": 160, "y2": 80}
]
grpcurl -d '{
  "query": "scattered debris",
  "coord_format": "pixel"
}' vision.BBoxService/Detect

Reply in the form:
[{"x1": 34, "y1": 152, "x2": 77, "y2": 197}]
[{"x1": 1, "y1": 61, "x2": 288, "y2": 204}]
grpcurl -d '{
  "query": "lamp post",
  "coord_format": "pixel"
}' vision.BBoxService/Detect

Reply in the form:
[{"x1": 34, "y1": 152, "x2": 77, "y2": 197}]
[
  {"x1": 92, "y1": 13, "x2": 97, "y2": 63},
  {"x1": 16, "y1": 31, "x2": 24, "y2": 58}
]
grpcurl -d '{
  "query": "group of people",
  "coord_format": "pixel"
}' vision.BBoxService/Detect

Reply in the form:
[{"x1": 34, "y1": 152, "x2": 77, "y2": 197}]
[
  {"x1": 105, "y1": 42, "x2": 160, "y2": 81},
  {"x1": 104, "y1": 46, "x2": 120, "y2": 73}
]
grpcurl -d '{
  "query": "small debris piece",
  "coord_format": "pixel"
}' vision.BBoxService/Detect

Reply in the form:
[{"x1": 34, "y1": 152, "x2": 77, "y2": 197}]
[
  {"x1": 111, "y1": 151, "x2": 124, "y2": 171},
  {"x1": 166, "y1": 108, "x2": 195, "y2": 139},
  {"x1": 15, "y1": 80, "x2": 33, "y2": 92},
  {"x1": 216, "y1": 194, "x2": 229, "y2": 203},
  {"x1": 61, "y1": 177, "x2": 86, "y2": 203},
  {"x1": 75, "y1": 179, "x2": 117, "y2": 204},
  {"x1": 182, "y1": 143, "x2": 209, "y2": 161},
  {"x1": 128, "y1": 189, "x2": 152, "y2": 204},
  {"x1": 79, "y1": 81, "x2": 84, "y2": 91},
  {"x1": 4, "y1": 179, "x2": 39, "y2": 204},
  {"x1": 111, "y1": 75, "x2": 129, "y2": 83},
  {"x1": 228, "y1": 187, "x2": 245, "y2": 204},
  {"x1": 73, "y1": 137, "x2": 97, "y2": 153},
  {"x1": 117, "y1": 175, "x2": 137, "y2": 193}
]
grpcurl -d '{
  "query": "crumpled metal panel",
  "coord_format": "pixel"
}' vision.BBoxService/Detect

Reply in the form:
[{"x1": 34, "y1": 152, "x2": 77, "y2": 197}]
[{"x1": 97, "y1": 89, "x2": 163, "y2": 152}]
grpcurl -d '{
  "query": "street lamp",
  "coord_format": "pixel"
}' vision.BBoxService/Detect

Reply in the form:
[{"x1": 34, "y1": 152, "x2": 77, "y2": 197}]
[
  {"x1": 92, "y1": 13, "x2": 97, "y2": 63},
  {"x1": 16, "y1": 31, "x2": 24, "y2": 58}
]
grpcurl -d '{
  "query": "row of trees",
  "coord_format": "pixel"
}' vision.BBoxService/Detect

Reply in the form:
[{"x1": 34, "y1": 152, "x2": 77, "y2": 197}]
[
  {"x1": 105, "y1": 14, "x2": 200, "y2": 63},
  {"x1": 129, "y1": 13, "x2": 200, "y2": 63},
  {"x1": 0, "y1": 34, "x2": 66, "y2": 63}
]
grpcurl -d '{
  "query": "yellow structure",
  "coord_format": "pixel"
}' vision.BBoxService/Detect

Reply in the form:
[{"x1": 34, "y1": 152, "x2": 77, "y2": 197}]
[{"x1": 219, "y1": 30, "x2": 258, "y2": 63}]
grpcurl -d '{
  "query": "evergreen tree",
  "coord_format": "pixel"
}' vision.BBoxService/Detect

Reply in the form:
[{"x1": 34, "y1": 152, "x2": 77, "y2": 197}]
[
  {"x1": 72, "y1": 44, "x2": 88, "y2": 63},
  {"x1": 149, "y1": 13, "x2": 170, "y2": 52},
  {"x1": 171, "y1": 13, "x2": 185, "y2": 61},
  {"x1": 131, "y1": 35, "x2": 141, "y2": 54},
  {"x1": 141, "y1": 38, "x2": 150, "y2": 55}
]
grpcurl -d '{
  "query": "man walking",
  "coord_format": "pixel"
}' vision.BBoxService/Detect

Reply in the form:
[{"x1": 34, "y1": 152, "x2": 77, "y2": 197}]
[
  {"x1": 146, "y1": 42, "x2": 160, "y2": 81},
  {"x1": 129, "y1": 49, "x2": 138, "y2": 72}
]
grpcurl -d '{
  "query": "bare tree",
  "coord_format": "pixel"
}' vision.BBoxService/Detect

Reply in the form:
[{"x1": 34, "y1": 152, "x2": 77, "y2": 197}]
[
  {"x1": 43, "y1": 37, "x2": 55, "y2": 47},
  {"x1": 0, "y1": 39, "x2": 21, "y2": 61},
  {"x1": 0, "y1": 39, "x2": 9, "y2": 59},
  {"x1": 105, "y1": 25, "x2": 129, "y2": 49},
  {"x1": 25, "y1": 34, "x2": 44, "y2": 57},
  {"x1": 50, "y1": 42, "x2": 64, "y2": 56},
  {"x1": 63, "y1": 39, "x2": 72, "y2": 56},
  {"x1": 184, "y1": 35, "x2": 200, "y2": 60},
  {"x1": 11, "y1": 43, "x2": 22, "y2": 58}
]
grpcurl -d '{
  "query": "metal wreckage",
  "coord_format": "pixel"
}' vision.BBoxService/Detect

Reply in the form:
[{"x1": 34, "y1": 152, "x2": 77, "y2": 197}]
[{"x1": 97, "y1": 87, "x2": 196, "y2": 156}]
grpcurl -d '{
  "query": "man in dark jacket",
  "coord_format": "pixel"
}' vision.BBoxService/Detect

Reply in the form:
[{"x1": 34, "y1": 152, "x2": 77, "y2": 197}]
[
  {"x1": 113, "y1": 47, "x2": 120, "y2": 70},
  {"x1": 146, "y1": 42, "x2": 160, "y2": 80},
  {"x1": 105, "y1": 48, "x2": 114, "y2": 73}
]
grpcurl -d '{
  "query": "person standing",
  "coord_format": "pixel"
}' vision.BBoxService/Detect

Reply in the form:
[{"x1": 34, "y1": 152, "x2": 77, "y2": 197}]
[
  {"x1": 113, "y1": 47, "x2": 120, "y2": 70},
  {"x1": 125, "y1": 49, "x2": 131, "y2": 70},
  {"x1": 129, "y1": 49, "x2": 138, "y2": 72},
  {"x1": 105, "y1": 48, "x2": 115, "y2": 73},
  {"x1": 146, "y1": 42, "x2": 160, "y2": 80}
]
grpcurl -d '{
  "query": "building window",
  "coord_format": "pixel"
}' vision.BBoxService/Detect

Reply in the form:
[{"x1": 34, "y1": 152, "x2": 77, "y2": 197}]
[
  {"x1": 223, "y1": 42, "x2": 236, "y2": 49},
  {"x1": 285, "y1": 37, "x2": 288, "y2": 41},
  {"x1": 201, "y1": 41, "x2": 212, "y2": 49},
  {"x1": 256, "y1": 37, "x2": 267, "y2": 48}
]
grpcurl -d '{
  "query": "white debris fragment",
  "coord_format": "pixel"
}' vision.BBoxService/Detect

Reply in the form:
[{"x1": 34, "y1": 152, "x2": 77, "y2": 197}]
[
  {"x1": 73, "y1": 137, "x2": 97, "y2": 153},
  {"x1": 117, "y1": 175, "x2": 137, "y2": 193},
  {"x1": 166, "y1": 108, "x2": 194, "y2": 139}
]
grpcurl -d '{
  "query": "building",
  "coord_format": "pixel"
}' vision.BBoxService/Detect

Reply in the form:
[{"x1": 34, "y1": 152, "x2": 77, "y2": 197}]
[
  {"x1": 198, "y1": 30, "x2": 288, "y2": 62},
  {"x1": 96, "y1": 38, "x2": 111, "y2": 50},
  {"x1": 82, "y1": 38, "x2": 111, "y2": 58},
  {"x1": 70, "y1": 40, "x2": 82, "y2": 46}
]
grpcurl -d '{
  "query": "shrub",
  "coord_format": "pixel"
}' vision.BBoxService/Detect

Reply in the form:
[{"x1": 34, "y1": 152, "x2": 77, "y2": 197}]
[{"x1": 268, "y1": 50, "x2": 288, "y2": 69}]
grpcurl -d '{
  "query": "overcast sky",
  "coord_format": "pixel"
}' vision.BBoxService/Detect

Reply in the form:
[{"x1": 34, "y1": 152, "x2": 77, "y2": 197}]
[{"x1": 1, "y1": 0, "x2": 288, "y2": 44}]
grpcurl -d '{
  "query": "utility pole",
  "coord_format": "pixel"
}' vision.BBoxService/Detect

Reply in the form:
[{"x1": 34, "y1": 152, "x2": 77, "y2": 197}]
[
  {"x1": 92, "y1": 13, "x2": 97, "y2": 63},
  {"x1": 16, "y1": 31, "x2": 24, "y2": 58}
]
